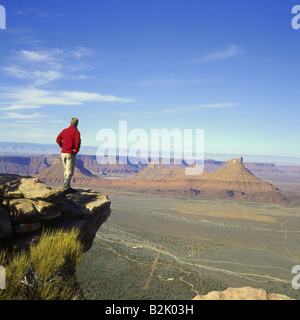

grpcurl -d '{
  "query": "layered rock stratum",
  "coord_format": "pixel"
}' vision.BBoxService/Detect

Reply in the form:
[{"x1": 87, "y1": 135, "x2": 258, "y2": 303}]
[
  {"x1": 0, "y1": 174, "x2": 111, "y2": 252},
  {"x1": 0, "y1": 156, "x2": 290, "y2": 204},
  {"x1": 0, "y1": 156, "x2": 50, "y2": 176},
  {"x1": 0, "y1": 154, "x2": 286, "y2": 178},
  {"x1": 125, "y1": 158, "x2": 288, "y2": 203},
  {"x1": 37, "y1": 158, "x2": 101, "y2": 187}
]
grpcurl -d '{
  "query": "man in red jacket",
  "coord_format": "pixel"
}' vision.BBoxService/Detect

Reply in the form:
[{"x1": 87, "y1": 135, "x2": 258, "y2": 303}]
[{"x1": 56, "y1": 118, "x2": 81, "y2": 194}]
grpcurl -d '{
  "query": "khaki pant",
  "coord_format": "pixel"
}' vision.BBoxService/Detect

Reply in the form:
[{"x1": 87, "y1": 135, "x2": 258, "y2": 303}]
[{"x1": 61, "y1": 153, "x2": 76, "y2": 190}]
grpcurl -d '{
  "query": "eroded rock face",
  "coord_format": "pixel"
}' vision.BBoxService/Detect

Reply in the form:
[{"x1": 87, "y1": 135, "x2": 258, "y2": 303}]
[
  {"x1": 0, "y1": 174, "x2": 111, "y2": 252},
  {"x1": 192, "y1": 287, "x2": 292, "y2": 300}
]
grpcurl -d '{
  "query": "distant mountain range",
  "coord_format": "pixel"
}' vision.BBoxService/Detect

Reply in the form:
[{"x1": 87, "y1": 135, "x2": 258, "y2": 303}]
[
  {"x1": 1, "y1": 142, "x2": 300, "y2": 166},
  {"x1": 0, "y1": 152, "x2": 299, "y2": 203},
  {"x1": 122, "y1": 158, "x2": 288, "y2": 204},
  {"x1": 0, "y1": 142, "x2": 97, "y2": 156},
  {"x1": 0, "y1": 154, "x2": 285, "y2": 178}
]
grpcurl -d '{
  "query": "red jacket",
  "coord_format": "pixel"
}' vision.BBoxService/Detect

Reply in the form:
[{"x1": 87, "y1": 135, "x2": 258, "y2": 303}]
[{"x1": 56, "y1": 125, "x2": 81, "y2": 155}]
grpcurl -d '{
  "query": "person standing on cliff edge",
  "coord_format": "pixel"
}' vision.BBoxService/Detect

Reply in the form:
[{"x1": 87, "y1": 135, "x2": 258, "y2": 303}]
[{"x1": 56, "y1": 118, "x2": 81, "y2": 194}]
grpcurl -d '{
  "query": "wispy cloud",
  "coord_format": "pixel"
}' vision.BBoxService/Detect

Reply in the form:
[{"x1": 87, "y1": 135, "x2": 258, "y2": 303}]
[
  {"x1": 0, "y1": 122, "x2": 62, "y2": 143},
  {"x1": 138, "y1": 78, "x2": 215, "y2": 87},
  {"x1": 0, "y1": 45, "x2": 135, "y2": 124},
  {"x1": 114, "y1": 102, "x2": 239, "y2": 119},
  {"x1": 72, "y1": 47, "x2": 94, "y2": 59},
  {"x1": 0, "y1": 112, "x2": 42, "y2": 119},
  {"x1": 0, "y1": 87, "x2": 135, "y2": 107},
  {"x1": 15, "y1": 7, "x2": 49, "y2": 18},
  {"x1": 4, "y1": 66, "x2": 63, "y2": 86},
  {"x1": 20, "y1": 49, "x2": 59, "y2": 62},
  {"x1": 3, "y1": 47, "x2": 97, "y2": 86},
  {"x1": 0, "y1": 104, "x2": 41, "y2": 111},
  {"x1": 189, "y1": 45, "x2": 242, "y2": 63}
]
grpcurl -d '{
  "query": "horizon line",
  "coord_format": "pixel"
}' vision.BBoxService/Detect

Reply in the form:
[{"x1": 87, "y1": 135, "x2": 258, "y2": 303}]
[{"x1": 0, "y1": 141, "x2": 300, "y2": 165}]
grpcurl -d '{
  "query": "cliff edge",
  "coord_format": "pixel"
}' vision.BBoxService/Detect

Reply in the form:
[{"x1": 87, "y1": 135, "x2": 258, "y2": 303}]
[{"x1": 0, "y1": 174, "x2": 111, "y2": 252}]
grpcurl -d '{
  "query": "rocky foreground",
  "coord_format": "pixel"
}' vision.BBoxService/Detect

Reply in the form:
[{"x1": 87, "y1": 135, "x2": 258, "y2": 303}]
[
  {"x1": 0, "y1": 174, "x2": 111, "y2": 252},
  {"x1": 193, "y1": 286, "x2": 293, "y2": 300}
]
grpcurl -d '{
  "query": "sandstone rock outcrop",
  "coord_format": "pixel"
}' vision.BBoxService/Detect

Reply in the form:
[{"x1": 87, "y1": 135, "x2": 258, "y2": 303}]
[
  {"x1": 125, "y1": 158, "x2": 287, "y2": 204},
  {"x1": 37, "y1": 158, "x2": 102, "y2": 187},
  {"x1": 0, "y1": 174, "x2": 111, "y2": 252},
  {"x1": 193, "y1": 286, "x2": 292, "y2": 300},
  {"x1": 0, "y1": 156, "x2": 50, "y2": 176}
]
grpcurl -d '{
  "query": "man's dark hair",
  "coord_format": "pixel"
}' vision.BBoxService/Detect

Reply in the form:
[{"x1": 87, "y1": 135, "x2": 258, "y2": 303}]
[{"x1": 71, "y1": 118, "x2": 79, "y2": 127}]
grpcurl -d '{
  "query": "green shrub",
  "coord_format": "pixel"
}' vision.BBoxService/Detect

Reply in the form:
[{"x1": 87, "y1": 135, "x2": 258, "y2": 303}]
[{"x1": 0, "y1": 227, "x2": 85, "y2": 300}]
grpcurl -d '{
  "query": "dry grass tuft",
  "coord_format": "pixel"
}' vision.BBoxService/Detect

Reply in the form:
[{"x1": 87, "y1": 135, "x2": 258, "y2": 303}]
[{"x1": 0, "y1": 227, "x2": 84, "y2": 300}]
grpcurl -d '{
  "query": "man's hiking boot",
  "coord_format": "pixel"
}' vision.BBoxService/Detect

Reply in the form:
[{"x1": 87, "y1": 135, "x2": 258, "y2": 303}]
[{"x1": 63, "y1": 188, "x2": 77, "y2": 195}]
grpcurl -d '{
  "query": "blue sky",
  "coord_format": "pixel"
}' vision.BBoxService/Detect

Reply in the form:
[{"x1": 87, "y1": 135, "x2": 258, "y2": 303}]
[{"x1": 0, "y1": 0, "x2": 299, "y2": 158}]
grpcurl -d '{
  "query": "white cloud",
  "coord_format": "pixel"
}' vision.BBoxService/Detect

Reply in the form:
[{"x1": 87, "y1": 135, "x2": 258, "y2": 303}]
[
  {"x1": 0, "y1": 122, "x2": 60, "y2": 143},
  {"x1": 1, "y1": 87, "x2": 135, "y2": 107},
  {"x1": 59, "y1": 90, "x2": 134, "y2": 103},
  {"x1": 16, "y1": 10, "x2": 26, "y2": 15},
  {"x1": 3, "y1": 47, "x2": 96, "y2": 86},
  {"x1": 72, "y1": 47, "x2": 94, "y2": 59},
  {"x1": 0, "y1": 46, "x2": 134, "y2": 128},
  {"x1": 0, "y1": 104, "x2": 41, "y2": 110},
  {"x1": 189, "y1": 45, "x2": 242, "y2": 63},
  {"x1": 4, "y1": 66, "x2": 63, "y2": 86},
  {"x1": 139, "y1": 78, "x2": 215, "y2": 87},
  {"x1": 19, "y1": 48, "x2": 65, "y2": 64},
  {"x1": 69, "y1": 74, "x2": 96, "y2": 80},
  {"x1": 20, "y1": 50, "x2": 53, "y2": 62},
  {"x1": 14, "y1": 7, "x2": 49, "y2": 18},
  {"x1": 0, "y1": 112, "x2": 42, "y2": 119},
  {"x1": 114, "y1": 103, "x2": 239, "y2": 118},
  {"x1": 18, "y1": 47, "x2": 93, "y2": 64},
  {"x1": 161, "y1": 103, "x2": 239, "y2": 113}
]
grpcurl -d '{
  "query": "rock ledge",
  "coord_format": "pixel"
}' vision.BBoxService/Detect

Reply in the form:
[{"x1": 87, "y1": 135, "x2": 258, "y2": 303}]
[{"x1": 0, "y1": 174, "x2": 111, "y2": 252}]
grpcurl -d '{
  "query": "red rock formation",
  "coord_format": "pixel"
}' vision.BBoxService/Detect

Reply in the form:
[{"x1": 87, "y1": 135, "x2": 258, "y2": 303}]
[
  {"x1": 124, "y1": 158, "x2": 287, "y2": 203},
  {"x1": 37, "y1": 158, "x2": 102, "y2": 187},
  {"x1": 0, "y1": 156, "x2": 50, "y2": 176}
]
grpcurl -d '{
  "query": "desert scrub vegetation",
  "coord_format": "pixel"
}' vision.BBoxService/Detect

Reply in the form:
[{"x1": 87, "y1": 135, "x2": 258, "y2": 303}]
[{"x1": 0, "y1": 228, "x2": 85, "y2": 300}]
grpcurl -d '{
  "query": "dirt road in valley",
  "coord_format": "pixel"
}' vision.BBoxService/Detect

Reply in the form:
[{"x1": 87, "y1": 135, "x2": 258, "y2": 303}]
[{"x1": 77, "y1": 190, "x2": 300, "y2": 299}]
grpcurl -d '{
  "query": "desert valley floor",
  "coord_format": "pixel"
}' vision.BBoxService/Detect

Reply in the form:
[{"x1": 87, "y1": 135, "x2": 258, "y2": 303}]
[
  {"x1": 76, "y1": 189, "x2": 300, "y2": 300},
  {"x1": 1, "y1": 154, "x2": 300, "y2": 299}
]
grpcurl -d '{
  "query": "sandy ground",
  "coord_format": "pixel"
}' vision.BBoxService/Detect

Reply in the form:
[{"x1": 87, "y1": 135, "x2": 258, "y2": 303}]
[{"x1": 76, "y1": 189, "x2": 300, "y2": 300}]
